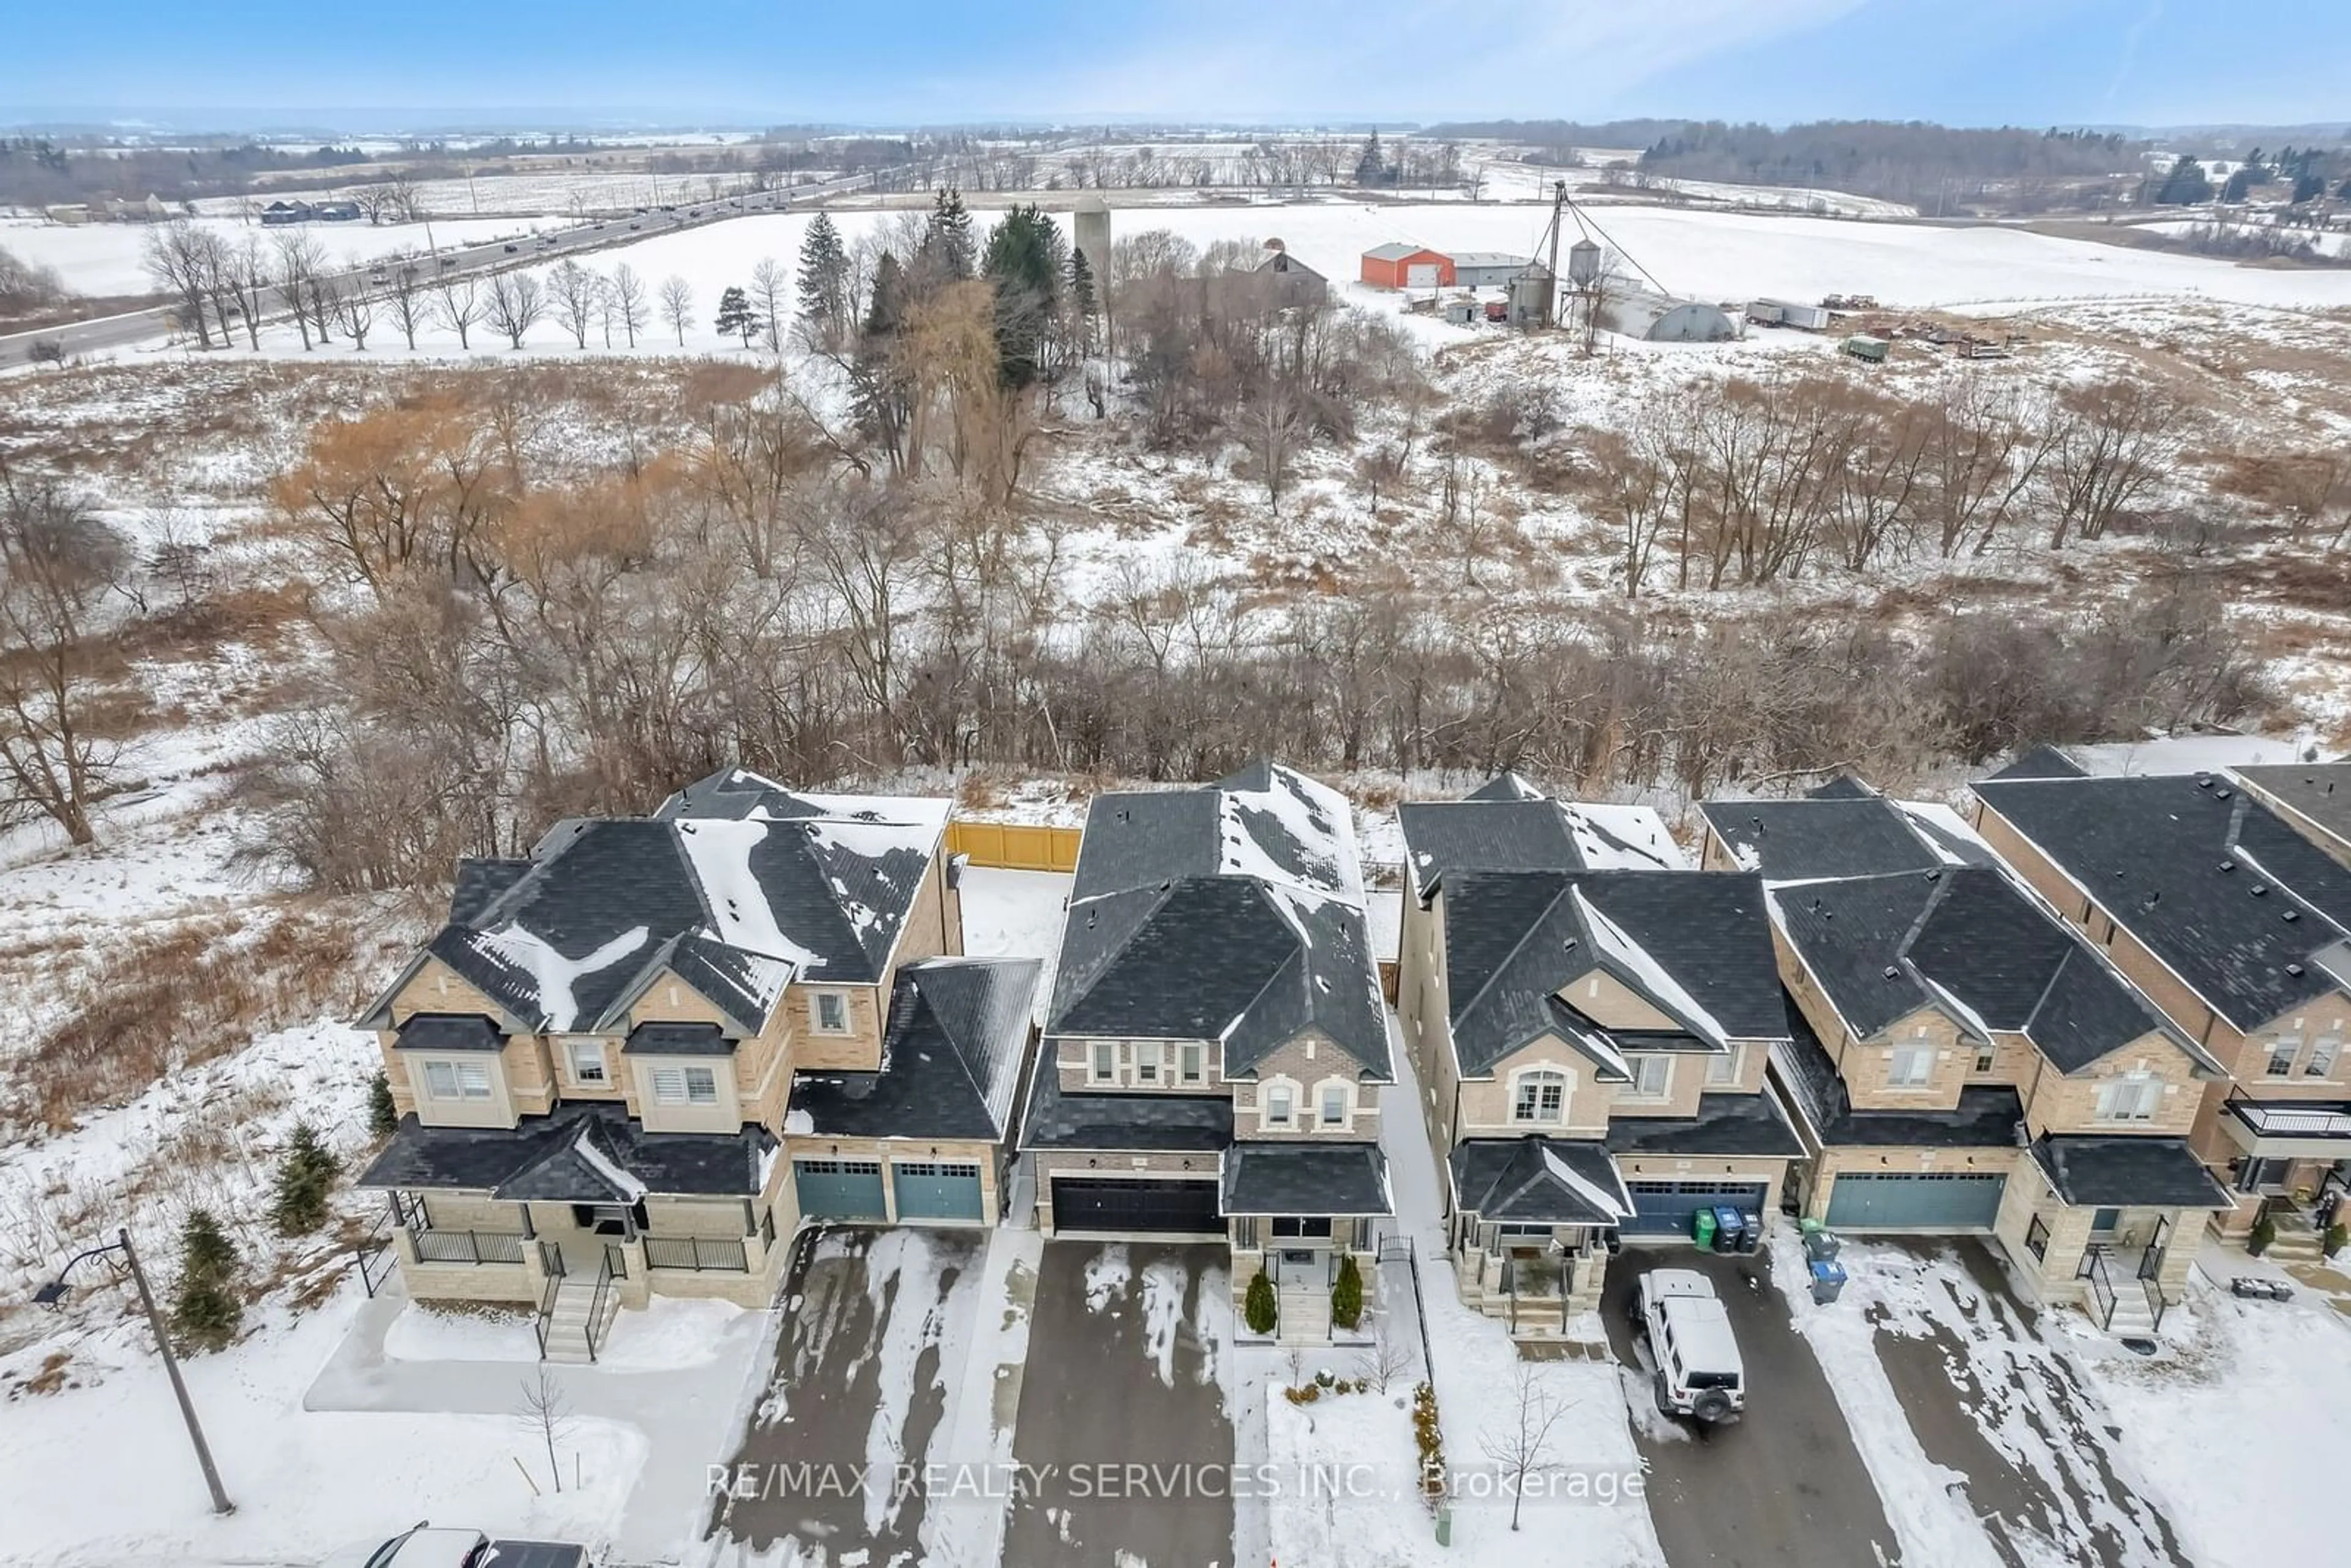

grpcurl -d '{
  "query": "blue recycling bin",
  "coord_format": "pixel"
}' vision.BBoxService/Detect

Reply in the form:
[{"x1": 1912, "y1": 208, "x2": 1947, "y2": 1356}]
[
  {"x1": 1809, "y1": 1259, "x2": 1848, "y2": 1305},
  {"x1": 1712, "y1": 1206, "x2": 1745, "y2": 1253}
]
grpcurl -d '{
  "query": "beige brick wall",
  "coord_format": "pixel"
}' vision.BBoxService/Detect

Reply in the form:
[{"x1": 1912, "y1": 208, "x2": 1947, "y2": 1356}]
[
  {"x1": 1232, "y1": 1030, "x2": 1384, "y2": 1142},
  {"x1": 1842, "y1": 1006, "x2": 1972, "y2": 1111},
  {"x1": 627, "y1": 1052, "x2": 743, "y2": 1133},
  {"x1": 2024, "y1": 1032, "x2": 2205, "y2": 1139},
  {"x1": 1455, "y1": 1038, "x2": 1611, "y2": 1139},
  {"x1": 1052, "y1": 1035, "x2": 1226, "y2": 1097}
]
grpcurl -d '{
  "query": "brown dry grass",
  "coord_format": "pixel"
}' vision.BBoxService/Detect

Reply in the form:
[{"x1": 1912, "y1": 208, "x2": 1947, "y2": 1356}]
[{"x1": 12, "y1": 899, "x2": 380, "y2": 1130}]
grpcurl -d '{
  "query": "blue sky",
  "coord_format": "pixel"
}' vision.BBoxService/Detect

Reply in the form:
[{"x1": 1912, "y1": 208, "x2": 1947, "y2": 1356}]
[{"x1": 6, "y1": 1, "x2": 2346, "y2": 130}]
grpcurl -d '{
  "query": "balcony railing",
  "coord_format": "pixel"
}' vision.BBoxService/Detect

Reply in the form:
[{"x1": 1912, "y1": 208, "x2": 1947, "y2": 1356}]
[
  {"x1": 644, "y1": 1234, "x2": 749, "y2": 1272},
  {"x1": 413, "y1": 1228, "x2": 526, "y2": 1266},
  {"x1": 2232, "y1": 1101, "x2": 2351, "y2": 1139}
]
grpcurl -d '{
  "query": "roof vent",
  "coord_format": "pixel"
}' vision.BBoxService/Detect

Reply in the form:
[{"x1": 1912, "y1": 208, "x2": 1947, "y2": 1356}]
[
  {"x1": 1116, "y1": 808, "x2": 1130, "y2": 823},
  {"x1": 1562, "y1": 937, "x2": 1578, "y2": 952},
  {"x1": 1925, "y1": 869, "x2": 1942, "y2": 882},
  {"x1": 2284, "y1": 909, "x2": 2301, "y2": 922},
  {"x1": 2287, "y1": 962, "x2": 2306, "y2": 977},
  {"x1": 2219, "y1": 861, "x2": 2235, "y2": 873},
  {"x1": 1882, "y1": 966, "x2": 1900, "y2": 980},
  {"x1": 2144, "y1": 890, "x2": 2161, "y2": 907},
  {"x1": 2216, "y1": 789, "x2": 2233, "y2": 800},
  {"x1": 2196, "y1": 775, "x2": 2213, "y2": 789},
  {"x1": 2251, "y1": 884, "x2": 2269, "y2": 897}
]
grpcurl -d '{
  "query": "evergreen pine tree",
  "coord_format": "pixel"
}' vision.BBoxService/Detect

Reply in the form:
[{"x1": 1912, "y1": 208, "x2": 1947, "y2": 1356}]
[
  {"x1": 271, "y1": 1119, "x2": 343, "y2": 1235},
  {"x1": 1330, "y1": 1253, "x2": 1365, "y2": 1330},
  {"x1": 795, "y1": 211, "x2": 850, "y2": 349},
  {"x1": 921, "y1": 187, "x2": 977, "y2": 282},
  {"x1": 713, "y1": 284, "x2": 761, "y2": 346},
  {"x1": 982, "y1": 204, "x2": 1062, "y2": 389},
  {"x1": 2154, "y1": 155, "x2": 2212, "y2": 205},
  {"x1": 1245, "y1": 1269, "x2": 1278, "y2": 1335},
  {"x1": 1355, "y1": 129, "x2": 1389, "y2": 188},
  {"x1": 367, "y1": 1070, "x2": 398, "y2": 1138},
  {"x1": 170, "y1": 1207, "x2": 242, "y2": 1354},
  {"x1": 852, "y1": 252, "x2": 910, "y2": 453}
]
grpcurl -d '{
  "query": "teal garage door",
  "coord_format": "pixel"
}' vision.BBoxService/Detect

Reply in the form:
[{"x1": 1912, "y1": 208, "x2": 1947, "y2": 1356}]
[
  {"x1": 893, "y1": 1160, "x2": 986, "y2": 1223},
  {"x1": 795, "y1": 1157, "x2": 887, "y2": 1221},
  {"x1": 1825, "y1": 1171, "x2": 2004, "y2": 1229}
]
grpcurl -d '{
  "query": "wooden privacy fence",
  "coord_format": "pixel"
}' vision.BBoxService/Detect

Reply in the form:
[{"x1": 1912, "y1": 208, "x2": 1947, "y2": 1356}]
[{"x1": 947, "y1": 820, "x2": 1082, "y2": 872}]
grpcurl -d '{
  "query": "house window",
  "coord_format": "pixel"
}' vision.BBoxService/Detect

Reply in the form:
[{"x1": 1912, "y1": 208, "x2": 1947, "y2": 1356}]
[
  {"x1": 1090, "y1": 1040, "x2": 1117, "y2": 1084},
  {"x1": 1628, "y1": 1056, "x2": 1671, "y2": 1098},
  {"x1": 812, "y1": 991, "x2": 851, "y2": 1034},
  {"x1": 652, "y1": 1065, "x2": 720, "y2": 1105},
  {"x1": 1706, "y1": 1045, "x2": 1744, "y2": 1087},
  {"x1": 2308, "y1": 1039, "x2": 2341, "y2": 1079},
  {"x1": 1513, "y1": 1070, "x2": 1567, "y2": 1123},
  {"x1": 2025, "y1": 1215, "x2": 2050, "y2": 1261},
  {"x1": 1179, "y1": 1043, "x2": 1205, "y2": 1086},
  {"x1": 1134, "y1": 1043, "x2": 1163, "y2": 1086},
  {"x1": 423, "y1": 1060, "x2": 492, "y2": 1101},
  {"x1": 1973, "y1": 1043, "x2": 1998, "y2": 1075},
  {"x1": 1321, "y1": 1084, "x2": 1349, "y2": 1127},
  {"x1": 1265, "y1": 1085, "x2": 1295, "y2": 1129},
  {"x1": 2266, "y1": 1038, "x2": 2299, "y2": 1078},
  {"x1": 2095, "y1": 1076, "x2": 2159, "y2": 1123},
  {"x1": 567, "y1": 1041, "x2": 608, "y2": 1086},
  {"x1": 1888, "y1": 1046, "x2": 1933, "y2": 1087}
]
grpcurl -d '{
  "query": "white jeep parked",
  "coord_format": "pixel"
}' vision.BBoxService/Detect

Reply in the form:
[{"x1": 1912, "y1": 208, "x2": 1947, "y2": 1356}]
[{"x1": 1637, "y1": 1267, "x2": 1746, "y2": 1424}]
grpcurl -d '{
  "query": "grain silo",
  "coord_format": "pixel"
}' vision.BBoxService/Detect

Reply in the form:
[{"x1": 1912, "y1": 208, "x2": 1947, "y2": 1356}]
[
  {"x1": 1073, "y1": 193, "x2": 1111, "y2": 292},
  {"x1": 1567, "y1": 239, "x2": 1602, "y2": 287}
]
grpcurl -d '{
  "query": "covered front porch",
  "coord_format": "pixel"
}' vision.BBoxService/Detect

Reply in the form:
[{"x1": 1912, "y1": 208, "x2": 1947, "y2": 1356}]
[
  {"x1": 2213, "y1": 1097, "x2": 2351, "y2": 1238},
  {"x1": 361, "y1": 1103, "x2": 787, "y2": 1356},
  {"x1": 1445, "y1": 1136, "x2": 1633, "y2": 1335},
  {"x1": 1223, "y1": 1141, "x2": 1392, "y2": 1343},
  {"x1": 1997, "y1": 1135, "x2": 2235, "y2": 1335}
]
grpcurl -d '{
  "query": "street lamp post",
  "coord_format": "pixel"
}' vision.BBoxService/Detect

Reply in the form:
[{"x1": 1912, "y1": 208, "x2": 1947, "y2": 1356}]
[{"x1": 35, "y1": 1228, "x2": 234, "y2": 1515}]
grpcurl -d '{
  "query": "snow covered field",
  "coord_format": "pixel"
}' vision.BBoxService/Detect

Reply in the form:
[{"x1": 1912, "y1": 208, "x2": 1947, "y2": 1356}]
[{"x1": 1, "y1": 214, "x2": 558, "y2": 298}]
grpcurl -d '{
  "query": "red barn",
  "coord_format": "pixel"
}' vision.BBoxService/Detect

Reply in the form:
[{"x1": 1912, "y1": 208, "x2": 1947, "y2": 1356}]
[{"x1": 1359, "y1": 243, "x2": 1454, "y2": 290}]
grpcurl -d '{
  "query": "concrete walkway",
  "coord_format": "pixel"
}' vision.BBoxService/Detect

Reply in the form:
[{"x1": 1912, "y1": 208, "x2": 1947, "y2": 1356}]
[{"x1": 305, "y1": 1279, "x2": 777, "y2": 1565}]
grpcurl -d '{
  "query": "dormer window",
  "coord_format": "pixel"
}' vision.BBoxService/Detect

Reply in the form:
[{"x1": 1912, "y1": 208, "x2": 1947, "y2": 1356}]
[
  {"x1": 813, "y1": 991, "x2": 850, "y2": 1034},
  {"x1": 652, "y1": 1065, "x2": 719, "y2": 1105},
  {"x1": 1627, "y1": 1056, "x2": 1672, "y2": 1098},
  {"x1": 2096, "y1": 1075, "x2": 2159, "y2": 1122}
]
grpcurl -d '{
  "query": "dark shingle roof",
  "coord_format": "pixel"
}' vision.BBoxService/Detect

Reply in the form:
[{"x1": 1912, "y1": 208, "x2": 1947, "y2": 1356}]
[
  {"x1": 1807, "y1": 775, "x2": 1881, "y2": 800},
  {"x1": 1989, "y1": 745, "x2": 2089, "y2": 781},
  {"x1": 1448, "y1": 1138, "x2": 1634, "y2": 1224},
  {"x1": 1701, "y1": 797, "x2": 1948, "y2": 880},
  {"x1": 394, "y1": 1013, "x2": 506, "y2": 1052},
  {"x1": 358, "y1": 1103, "x2": 773, "y2": 1199},
  {"x1": 1772, "y1": 868, "x2": 2191, "y2": 1074},
  {"x1": 1017, "y1": 1048, "x2": 1234, "y2": 1152},
  {"x1": 789, "y1": 958, "x2": 1038, "y2": 1142},
  {"x1": 623, "y1": 1021, "x2": 734, "y2": 1056},
  {"x1": 1049, "y1": 764, "x2": 1388, "y2": 1079},
  {"x1": 2232, "y1": 763, "x2": 2351, "y2": 851},
  {"x1": 1221, "y1": 1142, "x2": 1392, "y2": 1215},
  {"x1": 1602, "y1": 1092, "x2": 1807, "y2": 1158},
  {"x1": 1770, "y1": 996, "x2": 2025, "y2": 1148},
  {"x1": 368, "y1": 770, "x2": 948, "y2": 1037},
  {"x1": 1973, "y1": 774, "x2": 2351, "y2": 1030},
  {"x1": 2028, "y1": 1135, "x2": 2234, "y2": 1209},
  {"x1": 1443, "y1": 870, "x2": 1788, "y2": 1079},
  {"x1": 1398, "y1": 790, "x2": 1682, "y2": 900}
]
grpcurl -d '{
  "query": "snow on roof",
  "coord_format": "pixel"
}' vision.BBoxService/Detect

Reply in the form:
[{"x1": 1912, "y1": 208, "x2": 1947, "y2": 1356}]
[
  {"x1": 673, "y1": 819, "x2": 824, "y2": 967},
  {"x1": 1218, "y1": 763, "x2": 1365, "y2": 906},
  {"x1": 1571, "y1": 884, "x2": 1728, "y2": 1046},
  {"x1": 574, "y1": 1123, "x2": 650, "y2": 1201},
  {"x1": 467, "y1": 923, "x2": 650, "y2": 1032},
  {"x1": 1895, "y1": 800, "x2": 1992, "y2": 866},
  {"x1": 1542, "y1": 1145, "x2": 1632, "y2": 1218},
  {"x1": 1562, "y1": 802, "x2": 1687, "y2": 870},
  {"x1": 2068, "y1": 734, "x2": 2315, "y2": 778}
]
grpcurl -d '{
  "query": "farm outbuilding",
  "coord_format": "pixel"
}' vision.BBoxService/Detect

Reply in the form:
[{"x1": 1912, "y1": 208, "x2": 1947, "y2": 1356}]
[
  {"x1": 1447, "y1": 251, "x2": 1532, "y2": 288},
  {"x1": 1598, "y1": 290, "x2": 1740, "y2": 343},
  {"x1": 1360, "y1": 243, "x2": 1453, "y2": 290}
]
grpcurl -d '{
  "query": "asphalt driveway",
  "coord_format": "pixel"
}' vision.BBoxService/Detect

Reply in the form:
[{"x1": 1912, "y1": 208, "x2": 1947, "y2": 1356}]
[
  {"x1": 1862, "y1": 1242, "x2": 2190, "y2": 1568},
  {"x1": 1003, "y1": 1240, "x2": 1236, "y2": 1568},
  {"x1": 705, "y1": 1226, "x2": 986, "y2": 1566},
  {"x1": 1603, "y1": 1245, "x2": 1900, "y2": 1568}
]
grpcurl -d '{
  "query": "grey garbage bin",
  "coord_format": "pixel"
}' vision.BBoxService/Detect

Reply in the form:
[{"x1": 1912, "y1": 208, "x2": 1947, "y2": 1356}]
[
  {"x1": 1809, "y1": 1259, "x2": 1848, "y2": 1305},
  {"x1": 1736, "y1": 1211, "x2": 1763, "y2": 1255},
  {"x1": 1803, "y1": 1228, "x2": 1842, "y2": 1265}
]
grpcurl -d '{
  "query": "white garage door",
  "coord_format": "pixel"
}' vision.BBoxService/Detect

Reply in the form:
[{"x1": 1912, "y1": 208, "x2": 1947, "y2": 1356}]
[{"x1": 1405, "y1": 262, "x2": 1441, "y2": 289}]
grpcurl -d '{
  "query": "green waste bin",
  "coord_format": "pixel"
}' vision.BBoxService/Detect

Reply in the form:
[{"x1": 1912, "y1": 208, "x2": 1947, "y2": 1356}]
[{"x1": 1693, "y1": 1207, "x2": 1717, "y2": 1249}]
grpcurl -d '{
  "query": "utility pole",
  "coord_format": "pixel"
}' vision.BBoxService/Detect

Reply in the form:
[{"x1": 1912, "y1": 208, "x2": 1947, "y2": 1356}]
[
  {"x1": 1545, "y1": 179, "x2": 1567, "y2": 329},
  {"x1": 119, "y1": 1229, "x2": 234, "y2": 1516}
]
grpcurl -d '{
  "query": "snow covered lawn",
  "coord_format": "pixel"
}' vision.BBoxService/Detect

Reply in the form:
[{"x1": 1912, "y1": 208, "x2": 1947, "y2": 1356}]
[
  {"x1": 0, "y1": 1287, "x2": 642, "y2": 1567},
  {"x1": 2080, "y1": 1275, "x2": 2351, "y2": 1568}
]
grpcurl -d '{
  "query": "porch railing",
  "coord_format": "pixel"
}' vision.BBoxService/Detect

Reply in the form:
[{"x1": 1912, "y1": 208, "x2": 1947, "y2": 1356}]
[
  {"x1": 531, "y1": 1272, "x2": 561, "y2": 1359},
  {"x1": 413, "y1": 1227, "x2": 525, "y2": 1266},
  {"x1": 2083, "y1": 1246, "x2": 2117, "y2": 1329},
  {"x1": 583, "y1": 1250, "x2": 619, "y2": 1364},
  {"x1": 644, "y1": 1234, "x2": 750, "y2": 1272}
]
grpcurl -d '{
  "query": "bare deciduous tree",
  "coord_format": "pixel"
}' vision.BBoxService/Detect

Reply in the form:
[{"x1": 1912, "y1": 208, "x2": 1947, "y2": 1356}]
[
  {"x1": 547, "y1": 259, "x2": 598, "y2": 350},
  {"x1": 749, "y1": 255, "x2": 789, "y2": 353},
  {"x1": 432, "y1": 271, "x2": 482, "y2": 350},
  {"x1": 1353, "y1": 1312, "x2": 1416, "y2": 1394},
  {"x1": 609, "y1": 263, "x2": 650, "y2": 349},
  {"x1": 0, "y1": 468, "x2": 132, "y2": 846},
  {"x1": 658, "y1": 274, "x2": 695, "y2": 345},
  {"x1": 1479, "y1": 1362, "x2": 1570, "y2": 1532},
  {"x1": 512, "y1": 1368, "x2": 575, "y2": 1495},
  {"x1": 381, "y1": 253, "x2": 430, "y2": 350},
  {"x1": 484, "y1": 270, "x2": 546, "y2": 350}
]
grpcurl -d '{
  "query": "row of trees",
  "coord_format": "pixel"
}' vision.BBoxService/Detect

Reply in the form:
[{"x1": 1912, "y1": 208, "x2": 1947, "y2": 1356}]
[{"x1": 1571, "y1": 370, "x2": 2195, "y2": 593}]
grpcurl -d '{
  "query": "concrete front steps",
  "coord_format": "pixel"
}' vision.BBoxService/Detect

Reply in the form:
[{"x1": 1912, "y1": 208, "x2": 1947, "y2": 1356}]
[
  {"x1": 1277, "y1": 1288, "x2": 1333, "y2": 1345},
  {"x1": 541, "y1": 1277, "x2": 624, "y2": 1364},
  {"x1": 2265, "y1": 1214, "x2": 2326, "y2": 1266}
]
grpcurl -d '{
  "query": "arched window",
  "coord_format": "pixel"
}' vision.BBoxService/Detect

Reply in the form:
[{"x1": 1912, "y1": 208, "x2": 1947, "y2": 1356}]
[{"x1": 1511, "y1": 1068, "x2": 1567, "y2": 1125}]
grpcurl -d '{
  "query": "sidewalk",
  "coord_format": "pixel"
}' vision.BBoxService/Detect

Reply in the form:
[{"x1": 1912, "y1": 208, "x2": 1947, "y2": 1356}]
[{"x1": 306, "y1": 1278, "x2": 777, "y2": 1565}]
